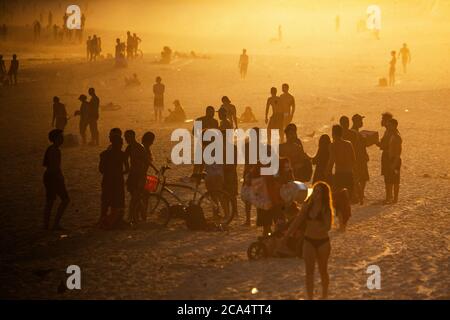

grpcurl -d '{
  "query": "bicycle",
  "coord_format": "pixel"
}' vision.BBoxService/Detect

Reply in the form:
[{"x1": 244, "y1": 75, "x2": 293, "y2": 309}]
[{"x1": 142, "y1": 164, "x2": 235, "y2": 228}]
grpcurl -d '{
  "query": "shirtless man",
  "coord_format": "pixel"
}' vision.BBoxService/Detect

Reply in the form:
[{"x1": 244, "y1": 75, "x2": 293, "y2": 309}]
[
  {"x1": 326, "y1": 125, "x2": 356, "y2": 196},
  {"x1": 239, "y1": 49, "x2": 249, "y2": 79},
  {"x1": 386, "y1": 118, "x2": 402, "y2": 204},
  {"x1": 279, "y1": 123, "x2": 310, "y2": 182},
  {"x1": 220, "y1": 96, "x2": 238, "y2": 128},
  {"x1": 265, "y1": 87, "x2": 283, "y2": 143},
  {"x1": 279, "y1": 83, "x2": 296, "y2": 130},
  {"x1": 153, "y1": 76, "x2": 165, "y2": 122},
  {"x1": 398, "y1": 43, "x2": 411, "y2": 74}
]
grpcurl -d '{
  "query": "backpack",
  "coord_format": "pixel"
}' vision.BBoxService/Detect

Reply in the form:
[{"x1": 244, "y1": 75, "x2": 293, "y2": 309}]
[{"x1": 185, "y1": 203, "x2": 207, "y2": 230}]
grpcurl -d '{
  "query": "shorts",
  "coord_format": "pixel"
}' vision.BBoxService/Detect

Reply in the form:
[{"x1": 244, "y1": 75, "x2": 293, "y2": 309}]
[
  {"x1": 44, "y1": 172, "x2": 69, "y2": 202},
  {"x1": 268, "y1": 113, "x2": 284, "y2": 131},
  {"x1": 333, "y1": 171, "x2": 354, "y2": 195}
]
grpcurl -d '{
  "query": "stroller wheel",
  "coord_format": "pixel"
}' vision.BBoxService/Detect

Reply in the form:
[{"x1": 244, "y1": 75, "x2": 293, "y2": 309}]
[{"x1": 247, "y1": 242, "x2": 268, "y2": 260}]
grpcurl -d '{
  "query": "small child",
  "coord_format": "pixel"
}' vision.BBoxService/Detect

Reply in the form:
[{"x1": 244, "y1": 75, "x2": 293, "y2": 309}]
[{"x1": 43, "y1": 129, "x2": 70, "y2": 230}]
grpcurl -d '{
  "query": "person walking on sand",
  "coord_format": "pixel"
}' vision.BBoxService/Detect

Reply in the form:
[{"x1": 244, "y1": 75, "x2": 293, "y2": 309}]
[
  {"x1": 279, "y1": 83, "x2": 296, "y2": 133},
  {"x1": 265, "y1": 87, "x2": 282, "y2": 143},
  {"x1": 43, "y1": 129, "x2": 70, "y2": 230},
  {"x1": 398, "y1": 43, "x2": 411, "y2": 74},
  {"x1": 239, "y1": 49, "x2": 249, "y2": 79},
  {"x1": 386, "y1": 118, "x2": 402, "y2": 204},
  {"x1": 52, "y1": 96, "x2": 68, "y2": 131},
  {"x1": 74, "y1": 94, "x2": 89, "y2": 144},
  {"x1": 153, "y1": 76, "x2": 165, "y2": 122},
  {"x1": 8, "y1": 54, "x2": 19, "y2": 85},
  {"x1": 87, "y1": 87, "x2": 100, "y2": 146},
  {"x1": 389, "y1": 50, "x2": 396, "y2": 86}
]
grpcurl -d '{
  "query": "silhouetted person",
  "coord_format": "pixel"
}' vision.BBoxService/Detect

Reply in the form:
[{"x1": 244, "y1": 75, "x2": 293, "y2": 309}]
[
  {"x1": 389, "y1": 50, "x2": 396, "y2": 86},
  {"x1": 239, "y1": 49, "x2": 249, "y2": 79},
  {"x1": 312, "y1": 134, "x2": 331, "y2": 184},
  {"x1": 86, "y1": 36, "x2": 92, "y2": 60},
  {"x1": 115, "y1": 38, "x2": 127, "y2": 67},
  {"x1": 124, "y1": 130, "x2": 148, "y2": 224},
  {"x1": 351, "y1": 114, "x2": 370, "y2": 204},
  {"x1": 0, "y1": 55, "x2": 6, "y2": 83},
  {"x1": 265, "y1": 87, "x2": 282, "y2": 143},
  {"x1": 133, "y1": 33, "x2": 141, "y2": 57},
  {"x1": 142, "y1": 131, "x2": 157, "y2": 174},
  {"x1": 377, "y1": 112, "x2": 393, "y2": 204},
  {"x1": 326, "y1": 125, "x2": 356, "y2": 196},
  {"x1": 33, "y1": 20, "x2": 41, "y2": 41},
  {"x1": 153, "y1": 76, "x2": 165, "y2": 122},
  {"x1": 74, "y1": 94, "x2": 89, "y2": 144},
  {"x1": 53, "y1": 24, "x2": 59, "y2": 40},
  {"x1": 398, "y1": 43, "x2": 411, "y2": 74},
  {"x1": 218, "y1": 107, "x2": 233, "y2": 130},
  {"x1": 87, "y1": 87, "x2": 100, "y2": 146},
  {"x1": 8, "y1": 54, "x2": 18, "y2": 85},
  {"x1": 280, "y1": 123, "x2": 310, "y2": 182},
  {"x1": 386, "y1": 118, "x2": 402, "y2": 203},
  {"x1": 52, "y1": 96, "x2": 67, "y2": 130},
  {"x1": 220, "y1": 96, "x2": 238, "y2": 128},
  {"x1": 239, "y1": 106, "x2": 257, "y2": 123},
  {"x1": 165, "y1": 99, "x2": 186, "y2": 123},
  {"x1": 48, "y1": 11, "x2": 53, "y2": 29},
  {"x1": 279, "y1": 83, "x2": 296, "y2": 135},
  {"x1": 43, "y1": 129, "x2": 70, "y2": 230},
  {"x1": 99, "y1": 134, "x2": 127, "y2": 228},
  {"x1": 195, "y1": 106, "x2": 219, "y2": 130}
]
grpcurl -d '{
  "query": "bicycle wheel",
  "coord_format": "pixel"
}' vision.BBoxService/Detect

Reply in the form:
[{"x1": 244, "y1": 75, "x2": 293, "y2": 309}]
[
  {"x1": 198, "y1": 190, "x2": 234, "y2": 225},
  {"x1": 144, "y1": 193, "x2": 171, "y2": 228}
]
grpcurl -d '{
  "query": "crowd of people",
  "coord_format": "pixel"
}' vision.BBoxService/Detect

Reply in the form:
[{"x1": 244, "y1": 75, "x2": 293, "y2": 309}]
[{"x1": 86, "y1": 35, "x2": 102, "y2": 61}]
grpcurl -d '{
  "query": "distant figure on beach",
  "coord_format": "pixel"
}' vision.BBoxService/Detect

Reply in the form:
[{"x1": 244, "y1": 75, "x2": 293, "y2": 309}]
[
  {"x1": 0, "y1": 55, "x2": 6, "y2": 83},
  {"x1": 389, "y1": 51, "x2": 396, "y2": 86},
  {"x1": 160, "y1": 46, "x2": 172, "y2": 64},
  {"x1": 126, "y1": 31, "x2": 134, "y2": 59},
  {"x1": 326, "y1": 124, "x2": 356, "y2": 197},
  {"x1": 86, "y1": 36, "x2": 92, "y2": 60},
  {"x1": 239, "y1": 106, "x2": 257, "y2": 123},
  {"x1": 312, "y1": 134, "x2": 331, "y2": 184},
  {"x1": 52, "y1": 96, "x2": 67, "y2": 131},
  {"x1": 124, "y1": 130, "x2": 148, "y2": 224},
  {"x1": 115, "y1": 38, "x2": 127, "y2": 67},
  {"x1": 133, "y1": 33, "x2": 141, "y2": 57},
  {"x1": 335, "y1": 15, "x2": 340, "y2": 32},
  {"x1": 43, "y1": 129, "x2": 70, "y2": 230},
  {"x1": 398, "y1": 43, "x2": 411, "y2": 74},
  {"x1": 265, "y1": 87, "x2": 282, "y2": 142},
  {"x1": 165, "y1": 100, "x2": 186, "y2": 123},
  {"x1": 299, "y1": 182, "x2": 333, "y2": 300},
  {"x1": 47, "y1": 11, "x2": 53, "y2": 29},
  {"x1": 8, "y1": 54, "x2": 19, "y2": 85},
  {"x1": 351, "y1": 114, "x2": 370, "y2": 204},
  {"x1": 74, "y1": 94, "x2": 89, "y2": 144},
  {"x1": 386, "y1": 118, "x2": 402, "y2": 204},
  {"x1": 279, "y1": 83, "x2": 296, "y2": 134},
  {"x1": 239, "y1": 49, "x2": 249, "y2": 79},
  {"x1": 88, "y1": 87, "x2": 100, "y2": 146},
  {"x1": 377, "y1": 112, "x2": 393, "y2": 204},
  {"x1": 33, "y1": 20, "x2": 41, "y2": 41},
  {"x1": 153, "y1": 76, "x2": 165, "y2": 122},
  {"x1": 220, "y1": 96, "x2": 238, "y2": 128},
  {"x1": 125, "y1": 73, "x2": 141, "y2": 87},
  {"x1": 98, "y1": 134, "x2": 127, "y2": 229}
]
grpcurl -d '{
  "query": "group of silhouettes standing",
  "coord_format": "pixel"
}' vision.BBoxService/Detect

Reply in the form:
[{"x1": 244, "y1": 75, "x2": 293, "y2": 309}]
[{"x1": 0, "y1": 53, "x2": 19, "y2": 86}]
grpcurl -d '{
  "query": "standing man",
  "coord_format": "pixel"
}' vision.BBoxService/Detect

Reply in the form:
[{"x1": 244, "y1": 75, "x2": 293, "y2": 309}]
[
  {"x1": 265, "y1": 87, "x2": 282, "y2": 144},
  {"x1": 377, "y1": 112, "x2": 393, "y2": 204},
  {"x1": 398, "y1": 43, "x2": 411, "y2": 74},
  {"x1": 88, "y1": 87, "x2": 100, "y2": 146},
  {"x1": 279, "y1": 83, "x2": 296, "y2": 135},
  {"x1": 220, "y1": 96, "x2": 238, "y2": 128},
  {"x1": 238, "y1": 49, "x2": 249, "y2": 79},
  {"x1": 51, "y1": 96, "x2": 68, "y2": 131},
  {"x1": 74, "y1": 94, "x2": 89, "y2": 144},
  {"x1": 153, "y1": 76, "x2": 165, "y2": 122},
  {"x1": 351, "y1": 114, "x2": 370, "y2": 204},
  {"x1": 386, "y1": 119, "x2": 402, "y2": 204},
  {"x1": 8, "y1": 54, "x2": 19, "y2": 85}
]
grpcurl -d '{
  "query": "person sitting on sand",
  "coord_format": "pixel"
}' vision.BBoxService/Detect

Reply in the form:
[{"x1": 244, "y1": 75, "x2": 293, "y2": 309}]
[
  {"x1": 124, "y1": 130, "x2": 148, "y2": 224},
  {"x1": 8, "y1": 54, "x2": 19, "y2": 85},
  {"x1": 98, "y1": 134, "x2": 127, "y2": 229},
  {"x1": 239, "y1": 106, "x2": 257, "y2": 123},
  {"x1": 52, "y1": 96, "x2": 67, "y2": 131},
  {"x1": 125, "y1": 73, "x2": 141, "y2": 87},
  {"x1": 43, "y1": 129, "x2": 70, "y2": 230},
  {"x1": 326, "y1": 124, "x2": 356, "y2": 196},
  {"x1": 74, "y1": 94, "x2": 89, "y2": 144},
  {"x1": 386, "y1": 118, "x2": 402, "y2": 204},
  {"x1": 165, "y1": 100, "x2": 186, "y2": 123}
]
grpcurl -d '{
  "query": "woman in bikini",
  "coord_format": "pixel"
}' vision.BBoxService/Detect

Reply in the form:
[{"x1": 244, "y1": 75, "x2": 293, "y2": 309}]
[{"x1": 300, "y1": 181, "x2": 333, "y2": 299}]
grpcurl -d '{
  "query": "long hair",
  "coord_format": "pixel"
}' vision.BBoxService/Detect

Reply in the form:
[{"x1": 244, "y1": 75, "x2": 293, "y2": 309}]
[{"x1": 305, "y1": 181, "x2": 334, "y2": 225}]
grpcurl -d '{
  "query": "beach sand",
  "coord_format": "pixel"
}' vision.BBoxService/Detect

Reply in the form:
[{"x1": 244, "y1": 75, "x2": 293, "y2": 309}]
[{"x1": 0, "y1": 33, "x2": 449, "y2": 299}]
